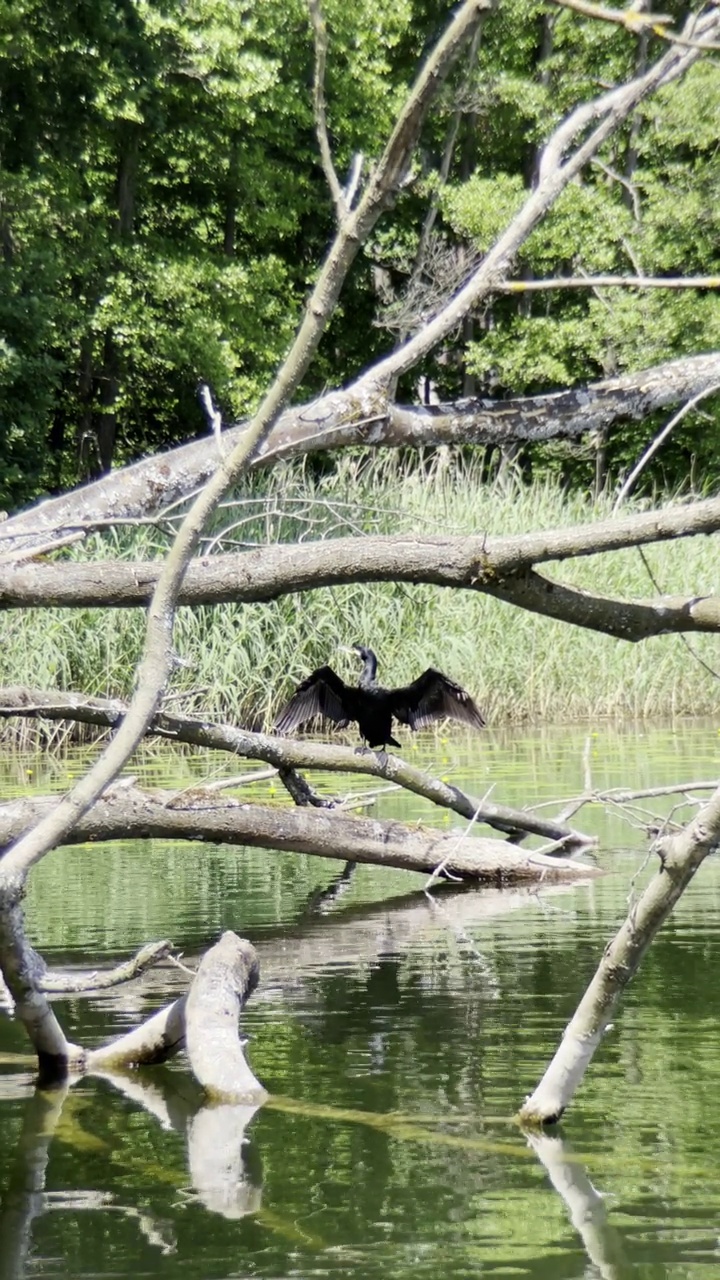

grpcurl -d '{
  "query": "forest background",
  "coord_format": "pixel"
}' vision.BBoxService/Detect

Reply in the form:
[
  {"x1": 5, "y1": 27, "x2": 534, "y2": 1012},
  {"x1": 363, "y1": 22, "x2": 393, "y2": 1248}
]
[{"x1": 2, "y1": 0, "x2": 720, "y2": 728}]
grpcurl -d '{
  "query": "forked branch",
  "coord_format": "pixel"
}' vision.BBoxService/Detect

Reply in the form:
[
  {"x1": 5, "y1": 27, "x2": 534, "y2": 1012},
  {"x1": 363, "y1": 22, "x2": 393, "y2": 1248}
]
[
  {"x1": 3, "y1": 496, "x2": 720, "y2": 641},
  {"x1": 0, "y1": 687, "x2": 595, "y2": 850}
]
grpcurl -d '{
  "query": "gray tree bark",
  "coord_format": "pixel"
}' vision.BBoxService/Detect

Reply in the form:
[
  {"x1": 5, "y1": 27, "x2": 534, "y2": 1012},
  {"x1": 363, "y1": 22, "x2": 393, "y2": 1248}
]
[
  {"x1": 519, "y1": 783, "x2": 720, "y2": 1124},
  {"x1": 0, "y1": 785, "x2": 600, "y2": 884},
  {"x1": 3, "y1": 499, "x2": 719, "y2": 640},
  {"x1": 2, "y1": 351, "x2": 719, "y2": 557},
  {"x1": 0, "y1": 685, "x2": 595, "y2": 850}
]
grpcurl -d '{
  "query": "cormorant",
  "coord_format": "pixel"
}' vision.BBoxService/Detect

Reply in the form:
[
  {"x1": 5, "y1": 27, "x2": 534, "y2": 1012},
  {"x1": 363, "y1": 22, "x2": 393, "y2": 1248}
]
[{"x1": 274, "y1": 644, "x2": 485, "y2": 749}]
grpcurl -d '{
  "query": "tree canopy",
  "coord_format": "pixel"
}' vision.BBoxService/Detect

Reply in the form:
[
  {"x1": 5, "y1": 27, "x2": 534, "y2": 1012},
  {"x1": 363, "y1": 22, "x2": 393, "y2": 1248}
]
[{"x1": 2, "y1": 0, "x2": 720, "y2": 511}]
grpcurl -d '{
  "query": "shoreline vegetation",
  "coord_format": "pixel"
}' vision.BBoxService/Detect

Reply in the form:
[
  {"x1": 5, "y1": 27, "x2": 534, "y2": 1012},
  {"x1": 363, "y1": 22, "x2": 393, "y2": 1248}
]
[{"x1": 1, "y1": 457, "x2": 718, "y2": 746}]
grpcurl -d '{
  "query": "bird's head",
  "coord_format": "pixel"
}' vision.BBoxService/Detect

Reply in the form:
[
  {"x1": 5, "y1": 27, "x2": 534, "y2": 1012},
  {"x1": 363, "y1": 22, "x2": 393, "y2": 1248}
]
[
  {"x1": 346, "y1": 645, "x2": 378, "y2": 685},
  {"x1": 340, "y1": 644, "x2": 377, "y2": 674}
]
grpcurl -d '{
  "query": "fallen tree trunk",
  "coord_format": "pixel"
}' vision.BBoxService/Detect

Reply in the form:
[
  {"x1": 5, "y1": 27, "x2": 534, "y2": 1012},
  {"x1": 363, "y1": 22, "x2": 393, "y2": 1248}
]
[
  {"x1": 3, "y1": 504, "x2": 719, "y2": 640},
  {"x1": 518, "y1": 782, "x2": 720, "y2": 1124},
  {"x1": 0, "y1": 928, "x2": 262, "y2": 1091},
  {"x1": 184, "y1": 932, "x2": 266, "y2": 1102},
  {"x1": 89, "y1": 933, "x2": 265, "y2": 1105},
  {"x1": 2, "y1": 351, "x2": 719, "y2": 555},
  {"x1": 0, "y1": 686, "x2": 595, "y2": 850},
  {"x1": 0, "y1": 785, "x2": 600, "y2": 883}
]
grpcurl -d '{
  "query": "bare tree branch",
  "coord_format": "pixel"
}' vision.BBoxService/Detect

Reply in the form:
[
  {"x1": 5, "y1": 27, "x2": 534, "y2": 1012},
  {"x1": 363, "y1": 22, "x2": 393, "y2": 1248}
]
[
  {"x1": 502, "y1": 274, "x2": 720, "y2": 293},
  {"x1": 0, "y1": 785, "x2": 600, "y2": 883},
  {"x1": 0, "y1": 0, "x2": 489, "y2": 881},
  {"x1": 39, "y1": 940, "x2": 173, "y2": 995},
  {"x1": 2, "y1": 497, "x2": 720, "y2": 641},
  {"x1": 519, "y1": 782, "x2": 720, "y2": 1123},
  {"x1": 484, "y1": 568, "x2": 720, "y2": 641},
  {"x1": 387, "y1": 21, "x2": 485, "y2": 361},
  {"x1": 361, "y1": 9, "x2": 720, "y2": 391},
  {"x1": 184, "y1": 932, "x2": 266, "y2": 1101},
  {"x1": 550, "y1": 0, "x2": 672, "y2": 33},
  {"x1": 308, "y1": 0, "x2": 347, "y2": 222},
  {"x1": 0, "y1": 881, "x2": 84, "y2": 1076},
  {"x1": 0, "y1": 687, "x2": 594, "y2": 849},
  {"x1": 3, "y1": 351, "x2": 720, "y2": 555},
  {"x1": 551, "y1": 0, "x2": 720, "y2": 49},
  {"x1": 613, "y1": 382, "x2": 720, "y2": 511},
  {"x1": 88, "y1": 997, "x2": 187, "y2": 1069}
]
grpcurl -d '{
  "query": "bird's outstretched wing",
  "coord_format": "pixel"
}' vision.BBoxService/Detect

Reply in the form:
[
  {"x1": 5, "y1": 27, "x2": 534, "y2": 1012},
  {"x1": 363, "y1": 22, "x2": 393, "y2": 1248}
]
[
  {"x1": 274, "y1": 665, "x2": 351, "y2": 734},
  {"x1": 390, "y1": 668, "x2": 485, "y2": 731}
]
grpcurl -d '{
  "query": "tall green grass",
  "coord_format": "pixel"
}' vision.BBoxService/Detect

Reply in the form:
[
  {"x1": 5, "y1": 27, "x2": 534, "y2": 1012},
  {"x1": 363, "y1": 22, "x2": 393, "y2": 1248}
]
[{"x1": 1, "y1": 453, "x2": 718, "y2": 740}]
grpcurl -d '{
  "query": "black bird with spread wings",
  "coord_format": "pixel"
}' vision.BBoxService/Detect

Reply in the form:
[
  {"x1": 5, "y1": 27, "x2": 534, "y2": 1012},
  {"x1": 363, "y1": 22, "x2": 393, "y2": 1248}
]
[{"x1": 274, "y1": 645, "x2": 485, "y2": 750}]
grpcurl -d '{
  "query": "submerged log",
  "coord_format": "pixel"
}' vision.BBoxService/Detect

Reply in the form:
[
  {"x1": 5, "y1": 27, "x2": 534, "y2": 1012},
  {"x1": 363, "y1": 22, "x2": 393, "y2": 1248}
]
[
  {"x1": 89, "y1": 933, "x2": 265, "y2": 1104},
  {"x1": 0, "y1": 785, "x2": 601, "y2": 883},
  {"x1": 88, "y1": 996, "x2": 188, "y2": 1070},
  {"x1": 185, "y1": 933, "x2": 266, "y2": 1102}
]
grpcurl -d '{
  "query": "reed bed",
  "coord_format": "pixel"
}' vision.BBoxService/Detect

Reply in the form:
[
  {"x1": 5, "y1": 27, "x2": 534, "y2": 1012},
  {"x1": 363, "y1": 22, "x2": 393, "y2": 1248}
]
[{"x1": 1, "y1": 454, "x2": 718, "y2": 743}]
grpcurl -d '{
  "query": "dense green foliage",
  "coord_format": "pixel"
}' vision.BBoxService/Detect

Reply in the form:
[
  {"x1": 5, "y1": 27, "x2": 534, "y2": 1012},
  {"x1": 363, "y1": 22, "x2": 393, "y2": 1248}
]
[
  {"x1": 1, "y1": 0, "x2": 719, "y2": 510},
  {"x1": 437, "y1": 5, "x2": 720, "y2": 488},
  {"x1": 0, "y1": 0, "x2": 410, "y2": 507},
  {"x1": 1, "y1": 458, "x2": 717, "y2": 736}
]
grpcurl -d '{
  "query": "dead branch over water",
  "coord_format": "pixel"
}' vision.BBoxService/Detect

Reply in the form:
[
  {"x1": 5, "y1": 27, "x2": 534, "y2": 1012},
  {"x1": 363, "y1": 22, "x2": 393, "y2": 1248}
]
[
  {"x1": 0, "y1": 686, "x2": 595, "y2": 852},
  {"x1": 0, "y1": 3, "x2": 718, "y2": 1129},
  {"x1": 519, "y1": 782, "x2": 720, "y2": 1124},
  {"x1": 0, "y1": 784, "x2": 599, "y2": 884}
]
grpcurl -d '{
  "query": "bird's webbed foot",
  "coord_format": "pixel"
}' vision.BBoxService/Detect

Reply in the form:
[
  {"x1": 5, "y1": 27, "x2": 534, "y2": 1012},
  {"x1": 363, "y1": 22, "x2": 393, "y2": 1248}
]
[{"x1": 353, "y1": 744, "x2": 390, "y2": 767}]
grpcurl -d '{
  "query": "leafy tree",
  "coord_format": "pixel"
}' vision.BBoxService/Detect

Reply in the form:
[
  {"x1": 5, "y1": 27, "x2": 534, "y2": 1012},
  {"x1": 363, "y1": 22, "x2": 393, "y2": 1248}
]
[{"x1": 2, "y1": 0, "x2": 720, "y2": 507}]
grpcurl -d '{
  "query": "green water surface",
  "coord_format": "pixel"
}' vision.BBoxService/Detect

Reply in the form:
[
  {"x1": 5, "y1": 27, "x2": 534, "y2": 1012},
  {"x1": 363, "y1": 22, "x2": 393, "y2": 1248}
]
[{"x1": 1, "y1": 719, "x2": 719, "y2": 1279}]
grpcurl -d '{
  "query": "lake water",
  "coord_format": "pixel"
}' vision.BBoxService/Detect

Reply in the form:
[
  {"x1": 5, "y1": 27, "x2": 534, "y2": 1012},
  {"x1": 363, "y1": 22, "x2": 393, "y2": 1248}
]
[{"x1": 1, "y1": 718, "x2": 720, "y2": 1279}]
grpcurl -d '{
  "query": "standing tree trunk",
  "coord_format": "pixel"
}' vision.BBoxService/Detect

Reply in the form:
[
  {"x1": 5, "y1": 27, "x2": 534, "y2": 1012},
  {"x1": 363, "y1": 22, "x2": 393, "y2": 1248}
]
[
  {"x1": 96, "y1": 331, "x2": 120, "y2": 476},
  {"x1": 224, "y1": 137, "x2": 240, "y2": 257}
]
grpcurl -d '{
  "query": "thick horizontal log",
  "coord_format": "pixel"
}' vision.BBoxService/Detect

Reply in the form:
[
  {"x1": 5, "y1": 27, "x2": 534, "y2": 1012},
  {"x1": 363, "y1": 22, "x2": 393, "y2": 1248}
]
[
  {"x1": 0, "y1": 685, "x2": 595, "y2": 850},
  {"x1": 0, "y1": 786, "x2": 600, "y2": 883},
  {"x1": 2, "y1": 352, "x2": 719, "y2": 554},
  {"x1": 2, "y1": 503, "x2": 720, "y2": 640}
]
